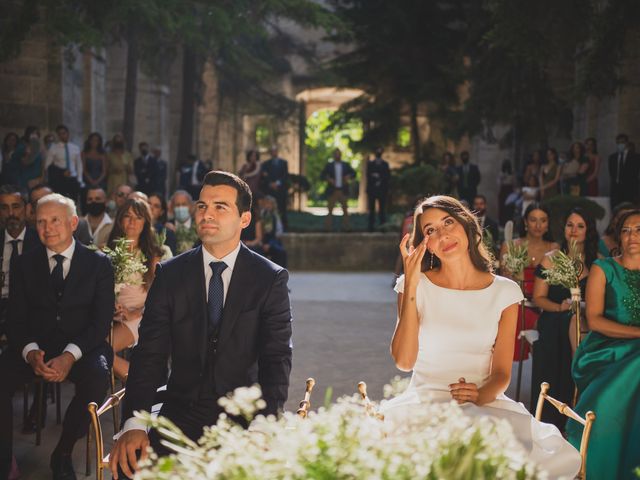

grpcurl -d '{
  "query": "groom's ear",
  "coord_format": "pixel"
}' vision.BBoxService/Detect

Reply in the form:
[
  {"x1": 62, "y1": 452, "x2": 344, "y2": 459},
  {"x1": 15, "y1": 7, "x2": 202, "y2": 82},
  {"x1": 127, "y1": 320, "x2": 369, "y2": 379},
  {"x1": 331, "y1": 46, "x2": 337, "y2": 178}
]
[{"x1": 239, "y1": 210, "x2": 251, "y2": 229}]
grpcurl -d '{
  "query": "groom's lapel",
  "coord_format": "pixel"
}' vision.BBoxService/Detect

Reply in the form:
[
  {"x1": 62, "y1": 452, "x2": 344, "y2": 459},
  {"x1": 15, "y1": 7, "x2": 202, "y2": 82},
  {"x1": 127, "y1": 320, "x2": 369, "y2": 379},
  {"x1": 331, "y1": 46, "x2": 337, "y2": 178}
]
[
  {"x1": 185, "y1": 246, "x2": 209, "y2": 361},
  {"x1": 218, "y1": 244, "x2": 251, "y2": 348}
]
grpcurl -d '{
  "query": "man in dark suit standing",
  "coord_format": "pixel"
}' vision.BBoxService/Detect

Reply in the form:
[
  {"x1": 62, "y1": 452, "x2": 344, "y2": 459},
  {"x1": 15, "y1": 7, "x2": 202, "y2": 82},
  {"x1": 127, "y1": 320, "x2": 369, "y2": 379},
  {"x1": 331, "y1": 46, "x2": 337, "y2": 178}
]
[
  {"x1": 366, "y1": 147, "x2": 391, "y2": 231},
  {"x1": 608, "y1": 133, "x2": 640, "y2": 208},
  {"x1": 473, "y1": 194, "x2": 499, "y2": 254},
  {"x1": 179, "y1": 154, "x2": 208, "y2": 201},
  {"x1": 133, "y1": 142, "x2": 158, "y2": 196},
  {"x1": 0, "y1": 193, "x2": 114, "y2": 480},
  {"x1": 0, "y1": 185, "x2": 41, "y2": 337},
  {"x1": 321, "y1": 149, "x2": 356, "y2": 231},
  {"x1": 110, "y1": 171, "x2": 292, "y2": 479},
  {"x1": 456, "y1": 151, "x2": 481, "y2": 205},
  {"x1": 260, "y1": 146, "x2": 289, "y2": 230}
]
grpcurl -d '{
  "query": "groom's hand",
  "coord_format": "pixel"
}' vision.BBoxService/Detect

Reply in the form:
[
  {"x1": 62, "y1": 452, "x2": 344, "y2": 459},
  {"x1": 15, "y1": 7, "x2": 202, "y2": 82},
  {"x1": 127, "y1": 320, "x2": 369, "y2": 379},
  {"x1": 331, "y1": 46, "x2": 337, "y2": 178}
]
[
  {"x1": 110, "y1": 429, "x2": 150, "y2": 479},
  {"x1": 449, "y1": 377, "x2": 479, "y2": 404}
]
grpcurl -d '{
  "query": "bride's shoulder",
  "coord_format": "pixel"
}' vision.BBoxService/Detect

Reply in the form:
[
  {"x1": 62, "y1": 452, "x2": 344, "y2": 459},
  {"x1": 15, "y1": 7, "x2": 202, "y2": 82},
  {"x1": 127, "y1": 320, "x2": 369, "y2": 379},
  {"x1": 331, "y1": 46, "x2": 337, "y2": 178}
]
[{"x1": 491, "y1": 274, "x2": 524, "y2": 305}]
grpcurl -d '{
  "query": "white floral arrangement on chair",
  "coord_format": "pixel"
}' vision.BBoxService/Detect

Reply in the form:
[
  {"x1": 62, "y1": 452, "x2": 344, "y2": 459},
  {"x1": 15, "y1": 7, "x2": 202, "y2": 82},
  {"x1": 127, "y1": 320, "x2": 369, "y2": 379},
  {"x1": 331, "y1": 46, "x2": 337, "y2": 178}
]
[
  {"x1": 501, "y1": 241, "x2": 530, "y2": 279},
  {"x1": 541, "y1": 240, "x2": 582, "y2": 291},
  {"x1": 100, "y1": 237, "x2": 148, "y2": 295},
  {"x1": 133, "y1": 384, "x2": 543, "y2": 480}
]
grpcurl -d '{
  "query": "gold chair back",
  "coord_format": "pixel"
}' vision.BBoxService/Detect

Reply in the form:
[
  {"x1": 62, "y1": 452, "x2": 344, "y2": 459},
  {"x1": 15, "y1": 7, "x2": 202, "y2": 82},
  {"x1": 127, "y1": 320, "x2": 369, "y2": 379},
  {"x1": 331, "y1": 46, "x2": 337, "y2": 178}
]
[
  {"x1": 296, "y1": 378, "x2": 316, "y2": 418},
  {"x1": 357, "y1": 381, "x2": 384, "y2": 421},
  {"x1": 87, "y1": 387, "x2": 126, "y2": 480},
  {"x1": 534, "y1": 382, "x2": 595, "y2": 479}
]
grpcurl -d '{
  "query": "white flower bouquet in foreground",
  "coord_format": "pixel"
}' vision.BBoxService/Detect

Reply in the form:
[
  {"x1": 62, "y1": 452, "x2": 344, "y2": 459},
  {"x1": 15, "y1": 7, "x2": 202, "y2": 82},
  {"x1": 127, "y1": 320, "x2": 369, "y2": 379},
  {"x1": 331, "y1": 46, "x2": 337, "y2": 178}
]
[
  {"x1": 100, "y1": 237, "x2": 148, "y2": 295},
  {"x1": 134, "y1": 384, "x2": 543, "y2": 480},
  {"x1": 541, "y1": 240, "x2": 583, "y2": 302}
]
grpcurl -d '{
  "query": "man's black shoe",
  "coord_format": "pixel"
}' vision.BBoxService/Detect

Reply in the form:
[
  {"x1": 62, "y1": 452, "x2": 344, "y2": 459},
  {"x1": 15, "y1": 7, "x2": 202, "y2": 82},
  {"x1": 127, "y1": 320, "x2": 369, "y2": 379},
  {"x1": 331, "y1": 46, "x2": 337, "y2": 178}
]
[{"x1": 50, "y1": 452, "x2": 77, "y2": 480}]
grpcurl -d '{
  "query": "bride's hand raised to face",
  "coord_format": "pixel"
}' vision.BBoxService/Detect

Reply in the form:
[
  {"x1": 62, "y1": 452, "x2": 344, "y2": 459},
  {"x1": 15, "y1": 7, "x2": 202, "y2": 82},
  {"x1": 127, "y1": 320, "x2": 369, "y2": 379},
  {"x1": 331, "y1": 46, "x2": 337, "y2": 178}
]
[
  {"x1": 399, "y1": 233, "x2": 428, "y2": 287},
  {"x1": 449, "y1": 377, "x2": 479, "y2": 404}
]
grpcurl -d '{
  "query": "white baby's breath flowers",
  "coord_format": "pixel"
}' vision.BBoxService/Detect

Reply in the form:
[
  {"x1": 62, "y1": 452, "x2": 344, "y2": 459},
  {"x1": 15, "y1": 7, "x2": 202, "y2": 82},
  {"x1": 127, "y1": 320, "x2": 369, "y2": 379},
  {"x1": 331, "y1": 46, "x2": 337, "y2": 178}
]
[{"x1": 134, "y1": 384, "x2": 544, "y2": 480}]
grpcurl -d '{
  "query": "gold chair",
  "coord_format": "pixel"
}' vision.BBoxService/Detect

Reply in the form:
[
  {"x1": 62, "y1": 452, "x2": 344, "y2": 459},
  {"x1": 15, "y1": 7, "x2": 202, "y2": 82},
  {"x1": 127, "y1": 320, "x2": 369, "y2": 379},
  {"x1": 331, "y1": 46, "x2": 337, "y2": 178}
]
[
  {"x1": 534, "y1": 382, "x2": 595, "y2": 479},
  {"x1": 87, "y1": 387, "x2": 126, "y2": 480},
  {"x1": 296, "y1": 378, "x2": 316, "y2": 418},
  {"x1": 357, "y1": 381, "x2": 384, "y2": 421}
]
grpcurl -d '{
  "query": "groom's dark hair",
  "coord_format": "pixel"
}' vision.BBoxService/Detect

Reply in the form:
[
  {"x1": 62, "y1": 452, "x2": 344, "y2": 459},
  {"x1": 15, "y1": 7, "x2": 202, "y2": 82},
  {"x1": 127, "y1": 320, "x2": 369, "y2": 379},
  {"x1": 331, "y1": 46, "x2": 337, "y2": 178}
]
[{"x1": 202, "y1": 170, "x2": 252, "y2": 214}]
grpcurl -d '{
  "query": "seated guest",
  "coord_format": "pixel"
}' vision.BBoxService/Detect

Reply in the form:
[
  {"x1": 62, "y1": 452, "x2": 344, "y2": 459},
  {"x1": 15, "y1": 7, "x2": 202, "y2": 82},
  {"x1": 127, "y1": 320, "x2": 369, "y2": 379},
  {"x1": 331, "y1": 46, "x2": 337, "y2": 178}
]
[
  {"x1": 0, "y1": 185, "x2": 41, "y2": 336},
  {"x1": 169, "y1": 190, "x2": 197, "y2": 254},
  {"x1": 148, "y1": 193, "x2": 177, "y2": 255},
  {"x1": 84, "y1": 187, "x2": 113, "y2": 249},
  {"x1": 567, "y1": 209, "x2": 640, "y2": 480},
  {"x1": 106, "y1": 198, "x2": 164, "y2": 380},
  {"x1": 0, "y1": 193, "x2": 114, "y2": 479},
  {"x1": 531, "y1": 208, "x2": 598, "y2": 430},
  {"x1": 258, "y1": 195, "x2": 287, "y2": 268},
  {"x1": 108, "y1": 184, "x2": 134, "y2": 218},
  {"x1": 599, "y1": 202, "x2": 634, "y2": 257},
  {"x1": 240, "y1": 203, "x2": 264, "y2": 252}
]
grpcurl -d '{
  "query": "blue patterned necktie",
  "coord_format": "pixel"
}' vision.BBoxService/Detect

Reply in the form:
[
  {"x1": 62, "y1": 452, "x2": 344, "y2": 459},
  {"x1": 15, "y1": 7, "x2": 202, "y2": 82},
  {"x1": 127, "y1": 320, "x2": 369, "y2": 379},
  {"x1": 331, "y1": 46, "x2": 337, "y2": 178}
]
[
  {"x1": 208, "y1": 261, "x2": 227, "y2": 333},
  {"x1": 51, "y1": 254, "x2": 65, "y2": 299}
]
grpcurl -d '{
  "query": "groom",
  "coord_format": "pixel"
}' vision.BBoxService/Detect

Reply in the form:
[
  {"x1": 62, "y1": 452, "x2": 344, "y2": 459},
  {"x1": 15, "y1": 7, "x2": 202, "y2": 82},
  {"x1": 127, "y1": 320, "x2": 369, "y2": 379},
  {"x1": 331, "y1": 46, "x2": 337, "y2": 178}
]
[{"x1": 110, "y1": 171, "x2": 292, "y2": 479}]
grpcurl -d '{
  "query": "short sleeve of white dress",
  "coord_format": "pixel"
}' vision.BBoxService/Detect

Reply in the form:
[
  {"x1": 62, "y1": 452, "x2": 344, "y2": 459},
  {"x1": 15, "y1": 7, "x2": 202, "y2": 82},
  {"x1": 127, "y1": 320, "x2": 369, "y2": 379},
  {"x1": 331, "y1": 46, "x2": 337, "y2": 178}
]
[
  {"x1": 394, "y1": 274, "x2": 405, "y2": 294},
  {"x1": 495, "y1": 275, "x2": 524, "y2": 312}
]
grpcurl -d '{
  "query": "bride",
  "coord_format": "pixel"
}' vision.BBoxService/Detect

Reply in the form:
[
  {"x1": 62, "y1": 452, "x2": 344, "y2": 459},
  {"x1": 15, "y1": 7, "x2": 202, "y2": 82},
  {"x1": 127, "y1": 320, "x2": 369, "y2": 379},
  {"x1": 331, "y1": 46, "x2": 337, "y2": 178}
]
[{"x1": 383, "y1": 195, "x2": 581, "y2": 477}]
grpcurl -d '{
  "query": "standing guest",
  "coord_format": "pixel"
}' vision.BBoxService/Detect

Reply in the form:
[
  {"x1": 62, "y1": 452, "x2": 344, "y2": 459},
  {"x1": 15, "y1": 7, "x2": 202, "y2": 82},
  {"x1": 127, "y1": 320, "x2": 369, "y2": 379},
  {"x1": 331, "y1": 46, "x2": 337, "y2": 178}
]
[
  {"x1": 1, "y1": 132, "x2": 19, "y2": 185},
  {"x1": 84, "y1": 187, "x2": 113, "y2": 249},
  {"x1": 472, "y1": 194, "x2": 499, "y2": 253},
  {"x1": 178, "y1": 154, "x2": 207, "y2": 202},
  {"x1": 12, "y1": 140, "x2": 45, "y2": 191},
  {"x1": 106, "y1": 134, "x2": 134, "y2": 196},
  {"x1": 497, "y1": 159, "x2": 515, "y2": 226},
  {"x1": 151, "y1": 148, "x2": 167, "y2": 198},
  {"x1": 366, "y1": 147, "x2": 391, "y2": 231},
  {"x1": 106, "y1": 198, "x2": 163, "y2": 380},
  {"x1": 81, "y1": 133, "x2": 108, "y2": 213},
  {"x1": 439, "y1": 152, "x2": 459, "y2": 197},
  {"x1": 608, "y1": 133, "x2": 640, "y2": 208},
  {"x1": 43, "y1": 133, "x2": 55, "y2": 152},
  {"x1": 260, "y1": 146, "x2": 289, "y2": 230},
  {"x1": 499, "y1": 203, "x2": 559, "y2": 361},
  {"x1": 599, "y1": 202, "x2": 635, "y2": 258},
  {"x1": 561, "y1": 142, "x2": 588, "y2": 196},
  {"x1": 44, "y1": 125, "x2": 83, "y2": 202},
  {"x1": 109, "y1": 171, "x2": 292, "y2": 479},
  {"x1": 523, "y1": 150, "x2": 543, "y2": 187},
  {"x1": 238, "y1": 149, "x2": 262, "y2": 195},
  {"x1": 584, "y1": 137, "x2": 601, "y2": 196},
  {"x1": 321, "y1": 149, "x2": 356, "y2": 231},
  {"x1": 567, "y1": 209, "x2": 640, "y2": 480},
  {"x1": 148, "y1": 193, "x2": 177, "y2": 255},
  {"x1": 539, "y1": 147, "x2": 561, "y2": 199},
  {"x1": 456, "y1": 151, "x2": 481, "y2": 205},
  {"x1": 0, "y1": 193, "x2": 114, "y2": 480},
  {"x1": 531, "y1": 208, "x2": 598, "y2": 430},
  {"x1": 0, "y1": 185, "x2": 41, "y2": 336},
  {"x1": 133, "y1": 142, "x2": 158, "y2": 196},
  {"x1": 521, "y1": 175, "x2": 540, "y2": 214}
]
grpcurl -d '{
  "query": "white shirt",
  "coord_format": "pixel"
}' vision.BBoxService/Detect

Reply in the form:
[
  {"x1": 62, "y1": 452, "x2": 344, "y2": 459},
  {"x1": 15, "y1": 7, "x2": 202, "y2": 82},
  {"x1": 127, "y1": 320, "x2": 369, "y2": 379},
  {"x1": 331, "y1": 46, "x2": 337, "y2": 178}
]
[
  {"x1": 45, "y1": 141, "x2": 83, "y2": 180},
  {"x1": 85, "y1": 212, "x2": 113, "y2": 240},
  {"x1": 118, "y1": 242, "x2": 242, "y2": 437},
  {"x1": 334, "y1": 162, "x2": 343, "y2": 188},
  {"x1": 21, "y1": 239, "x2": 83, "y2": 363},
  {"x1": 2, "y1": 227, "x2": 26, "y2": 298}
]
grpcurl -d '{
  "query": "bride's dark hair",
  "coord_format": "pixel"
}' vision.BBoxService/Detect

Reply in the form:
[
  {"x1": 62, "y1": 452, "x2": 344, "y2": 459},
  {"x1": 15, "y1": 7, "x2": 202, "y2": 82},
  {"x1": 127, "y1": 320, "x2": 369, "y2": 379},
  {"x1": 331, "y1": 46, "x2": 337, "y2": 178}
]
[{"x1": 410, "y1": 195, "x2": 494, "y2": 273}]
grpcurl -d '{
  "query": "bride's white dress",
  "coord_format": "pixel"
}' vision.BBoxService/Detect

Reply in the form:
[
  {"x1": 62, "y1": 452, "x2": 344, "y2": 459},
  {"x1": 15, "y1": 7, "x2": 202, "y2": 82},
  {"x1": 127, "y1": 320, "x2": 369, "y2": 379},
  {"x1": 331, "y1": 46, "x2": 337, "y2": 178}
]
[{"x1": 382, "y1": 274, "x2": 581, "y2": 478}]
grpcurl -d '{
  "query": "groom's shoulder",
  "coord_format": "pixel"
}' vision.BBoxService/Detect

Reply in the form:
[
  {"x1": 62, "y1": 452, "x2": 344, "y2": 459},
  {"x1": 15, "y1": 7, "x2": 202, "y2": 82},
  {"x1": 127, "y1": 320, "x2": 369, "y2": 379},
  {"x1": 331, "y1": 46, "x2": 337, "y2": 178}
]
[
  {"x1": 242, "y1": 245, "x2": 286, "y2": 278},
  {"x1": 158, "y1": 246, "x2": 199, "y2": 274}
]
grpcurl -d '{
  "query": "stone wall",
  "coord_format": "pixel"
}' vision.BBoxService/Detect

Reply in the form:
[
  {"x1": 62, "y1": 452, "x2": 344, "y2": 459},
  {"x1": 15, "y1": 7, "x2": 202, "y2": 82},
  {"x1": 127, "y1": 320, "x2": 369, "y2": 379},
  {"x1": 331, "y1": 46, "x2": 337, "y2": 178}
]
[{"x1": 281, "y1": 232, "x2": 398, "y2": 271}]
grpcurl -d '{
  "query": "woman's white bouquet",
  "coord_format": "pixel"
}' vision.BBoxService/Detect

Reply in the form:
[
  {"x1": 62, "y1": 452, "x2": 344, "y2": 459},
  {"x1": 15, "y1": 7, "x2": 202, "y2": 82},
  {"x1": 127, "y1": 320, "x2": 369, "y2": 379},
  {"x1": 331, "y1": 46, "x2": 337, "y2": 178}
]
[
  {"x1": 134, "y1": 383, "x2": 542, "y2": 480},
  {"x1": 541, "y1": 240, "x2": 582, "y2": 291},
  {"x1": 501, "y1": 241, "x2": 529, "y2": 279},
  {"x1": 101, "y1": 237, "x2": 147, "y2": 295}
]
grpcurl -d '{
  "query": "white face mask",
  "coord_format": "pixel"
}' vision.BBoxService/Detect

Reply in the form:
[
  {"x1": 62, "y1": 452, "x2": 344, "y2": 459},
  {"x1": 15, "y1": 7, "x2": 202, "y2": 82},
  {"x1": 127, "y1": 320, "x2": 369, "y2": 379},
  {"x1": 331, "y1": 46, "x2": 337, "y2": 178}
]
[{"x1": 174, "y1": 205, "x2": 191, "y2": 223}]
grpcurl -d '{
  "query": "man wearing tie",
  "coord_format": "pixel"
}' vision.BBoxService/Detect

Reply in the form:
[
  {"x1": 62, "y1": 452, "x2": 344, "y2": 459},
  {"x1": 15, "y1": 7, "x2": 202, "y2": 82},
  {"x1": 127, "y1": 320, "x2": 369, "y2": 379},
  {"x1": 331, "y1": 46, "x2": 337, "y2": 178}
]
[
  {"x1": 608, "y1": 133, "x2": 640, "y2": 208},
  {"x1": 366, "y1": 147, "x2": 391, "y2": 231},
  {"x1": 44, "y1": 125, "x2": 83, "y2": 202},
  {"x1": 0, "y1": 193, "x2": 114, "y2": 480},
  {"x1": 110, "y1": 171, "x2": 292, "y2": 479},
  {"x1": 0, "y1": 185, "x2": 41, "y2": 338}
]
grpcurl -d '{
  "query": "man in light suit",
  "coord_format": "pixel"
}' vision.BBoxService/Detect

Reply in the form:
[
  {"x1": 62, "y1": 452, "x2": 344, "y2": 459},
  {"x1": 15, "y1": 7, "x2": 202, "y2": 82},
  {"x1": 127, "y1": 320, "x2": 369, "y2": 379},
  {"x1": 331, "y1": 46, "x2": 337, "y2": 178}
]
[{"x1": 110, "y1": 171, "x2": 292, "y2": 479}]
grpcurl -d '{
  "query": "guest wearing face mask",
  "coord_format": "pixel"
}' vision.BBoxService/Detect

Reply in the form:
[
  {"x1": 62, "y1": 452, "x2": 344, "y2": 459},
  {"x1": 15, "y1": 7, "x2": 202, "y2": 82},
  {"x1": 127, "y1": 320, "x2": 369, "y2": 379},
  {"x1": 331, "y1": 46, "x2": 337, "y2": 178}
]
[
  {"x1": 168, "y1": 190, "x2": 197, "y2": 254},
  {"x1": 84, "y1": 187, "x2": 113, "y2": 249}
]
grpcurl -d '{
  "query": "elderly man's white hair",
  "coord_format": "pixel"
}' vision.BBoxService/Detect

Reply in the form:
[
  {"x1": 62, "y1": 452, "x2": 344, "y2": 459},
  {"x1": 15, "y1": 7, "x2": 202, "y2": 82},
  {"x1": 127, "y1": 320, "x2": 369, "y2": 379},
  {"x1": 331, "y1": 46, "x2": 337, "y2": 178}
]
[
  {"x1": 37, "y1": 193, "x2": 77, "y2": 217},
  {"x1": 170, "y1": 189, "x2": 193, "y2": 203}
]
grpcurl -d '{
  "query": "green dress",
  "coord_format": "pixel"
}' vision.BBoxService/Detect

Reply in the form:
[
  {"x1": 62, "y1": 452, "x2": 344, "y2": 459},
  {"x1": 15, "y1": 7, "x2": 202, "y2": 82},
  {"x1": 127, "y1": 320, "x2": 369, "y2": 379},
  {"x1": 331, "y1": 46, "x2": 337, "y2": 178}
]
[{"x1": 567, "y1": 257, "x2": 640, "y2": 479}]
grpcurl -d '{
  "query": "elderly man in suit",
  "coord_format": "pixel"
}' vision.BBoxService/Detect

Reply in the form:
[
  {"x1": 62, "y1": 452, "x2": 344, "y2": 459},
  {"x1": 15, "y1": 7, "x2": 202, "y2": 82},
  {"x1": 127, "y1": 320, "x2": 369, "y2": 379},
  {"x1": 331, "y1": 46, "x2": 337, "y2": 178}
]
[
  {"x1": 0, "y1": 193, "x2": 114, "y2": 480},
  {"x1": 110, "y1": 171, "x2": 292, "y2": 479}
]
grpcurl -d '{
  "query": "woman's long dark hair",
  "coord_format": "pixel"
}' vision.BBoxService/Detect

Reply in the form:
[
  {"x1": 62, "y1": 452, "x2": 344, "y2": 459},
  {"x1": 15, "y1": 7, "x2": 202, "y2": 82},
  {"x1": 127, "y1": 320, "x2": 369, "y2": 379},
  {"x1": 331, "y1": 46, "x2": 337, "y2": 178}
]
[
  {"x1": 519, "y1": 202, "x2": 554, "y2": 242},
  {"x1": 561, "y1": 207, "x2": 598, "y2": 269},
  {"x1": 108, "y1": 198, "x2": 163, "y2": 288},
  {"x1": 411, "y1": 195, "x2": 494, "y2": 273},
  {"x1": 83, "y1": 132, "x2": 105, "y2": 154},
  {"x1": 149, "y1": 192, "x2": 168, "y2": 224}
]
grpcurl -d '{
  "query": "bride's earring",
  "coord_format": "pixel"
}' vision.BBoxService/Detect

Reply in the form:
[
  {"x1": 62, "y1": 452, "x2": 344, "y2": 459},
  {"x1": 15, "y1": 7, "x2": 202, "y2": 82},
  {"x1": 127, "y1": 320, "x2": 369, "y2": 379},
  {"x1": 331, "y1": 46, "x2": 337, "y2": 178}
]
[{"x1": 429, "y1": 252, "x2": 434, "y2": 270}]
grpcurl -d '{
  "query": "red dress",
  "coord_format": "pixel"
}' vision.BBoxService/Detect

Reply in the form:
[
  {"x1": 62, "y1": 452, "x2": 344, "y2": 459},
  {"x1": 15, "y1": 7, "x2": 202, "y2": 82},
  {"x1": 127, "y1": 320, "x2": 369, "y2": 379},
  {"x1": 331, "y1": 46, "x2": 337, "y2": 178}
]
[{"x1": 513, "y1": 265, "x2": 540, "y2": 361}]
